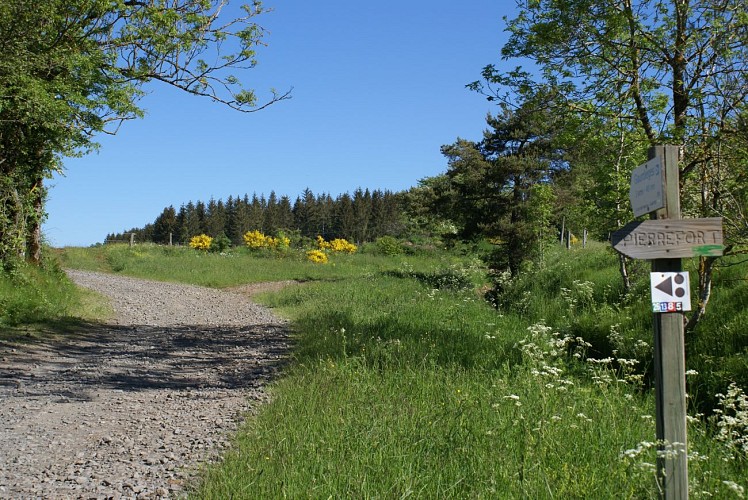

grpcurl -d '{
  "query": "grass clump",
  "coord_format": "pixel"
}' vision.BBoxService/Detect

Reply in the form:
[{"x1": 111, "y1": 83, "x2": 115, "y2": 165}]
[{"x1": 0, "y1": 254, "x2": 111, "y2": 340}]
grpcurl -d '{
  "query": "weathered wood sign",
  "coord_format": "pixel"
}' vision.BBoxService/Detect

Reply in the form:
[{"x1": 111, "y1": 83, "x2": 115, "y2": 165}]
[
  {"x1": 630, "y1": 157, "x2": 665, "y2": 217},
  {"x1": 611, "y1": 217, "x2": 724, "y2": 260}
]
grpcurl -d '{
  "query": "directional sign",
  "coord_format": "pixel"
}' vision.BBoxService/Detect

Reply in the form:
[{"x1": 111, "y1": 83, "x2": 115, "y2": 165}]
[
  {"x1": 650, "y1": 272, "x2": 691, "y2": 312},
  {"x1": 611, "y1": 217, "x2": 724, "y2": 260},
  {"x1": 630, "y1": 158, "x2": 665, "y2": 217}
]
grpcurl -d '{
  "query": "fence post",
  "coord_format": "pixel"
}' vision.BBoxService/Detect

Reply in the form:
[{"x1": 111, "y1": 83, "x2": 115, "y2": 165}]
[
  {"x1": 129, "y1": 233, "x2": 135, "y2": 247},
  {"x1": 560, "y1": 217, "x2": 565, "y2": 246}
]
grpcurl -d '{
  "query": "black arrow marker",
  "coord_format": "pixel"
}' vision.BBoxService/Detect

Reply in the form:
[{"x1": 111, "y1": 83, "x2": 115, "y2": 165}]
[{"x1": 655, "y1": 276, "x2": 673, "y2": 296}]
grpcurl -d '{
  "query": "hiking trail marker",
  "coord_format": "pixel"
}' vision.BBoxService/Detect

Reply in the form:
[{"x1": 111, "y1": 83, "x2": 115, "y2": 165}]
[{"x1": 650, "y1": 272, "x2": 692, "y2": 313}]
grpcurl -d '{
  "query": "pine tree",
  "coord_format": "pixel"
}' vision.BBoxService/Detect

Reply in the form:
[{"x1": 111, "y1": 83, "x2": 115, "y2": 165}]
[{"x1": 152, "y1": 206, "x2": 178, "y2": 244}]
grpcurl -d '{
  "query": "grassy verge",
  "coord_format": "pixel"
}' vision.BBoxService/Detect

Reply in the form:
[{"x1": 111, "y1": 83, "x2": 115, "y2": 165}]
[{"x1": 0, "y1": 256, "x2": 112, "y2": 341}]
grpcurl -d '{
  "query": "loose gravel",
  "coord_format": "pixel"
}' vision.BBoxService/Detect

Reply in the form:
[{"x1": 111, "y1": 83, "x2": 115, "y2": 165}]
[{"x1": 0, "y1": 270, "x2": 291, "y2": 499}]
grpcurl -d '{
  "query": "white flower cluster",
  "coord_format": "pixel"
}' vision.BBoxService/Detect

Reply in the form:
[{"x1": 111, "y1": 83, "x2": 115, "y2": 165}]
[{"x1": 713, "y1": 382, "x2": 748, "y2": 457}]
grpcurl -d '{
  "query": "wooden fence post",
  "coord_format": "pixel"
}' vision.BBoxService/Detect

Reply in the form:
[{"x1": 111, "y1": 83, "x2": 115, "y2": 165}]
[{"x1": 560, "y1": 217, "x2": 565, "y2": 246}]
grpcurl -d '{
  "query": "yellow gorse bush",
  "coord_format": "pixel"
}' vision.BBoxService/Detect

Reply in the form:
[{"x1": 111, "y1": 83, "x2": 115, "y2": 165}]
[
  {"x1": 266, "y1": 235, "x2": 291, "y2": 249},
  {"x1": 306, "y1": 249, "x2": 328, "y2": 264},
  {"x1": 316, "y1": 236, "x2": 357, "y2": 254},
  {"x1": 243, "y1": 230, "x2": 266, "y2": 249},
  {"x1": 189, "y1": 234, "x2": 213, "y2": 251},
  {"x1": 243, "y1": 230, "x2": 290, "y2": 250}
]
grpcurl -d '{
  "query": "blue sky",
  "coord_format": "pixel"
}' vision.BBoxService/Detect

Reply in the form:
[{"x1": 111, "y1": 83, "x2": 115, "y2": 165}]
[{"x1": 44, "y1": 1, "x2": 517, "y2": 247}]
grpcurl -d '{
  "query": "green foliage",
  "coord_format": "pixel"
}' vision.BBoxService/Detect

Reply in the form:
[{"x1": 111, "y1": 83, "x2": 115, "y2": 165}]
[
  {"x1": 108, "y1": 188, "x2": 406, "y2": 247},
  {"x1": 392, "y1": 263, "x2": 479, "y2": 293},
  {"x1": 209, "y1": 233, "x2": 232, "y2": 253},
  {"x1": 374, "y1": 235, "x2": 403, "y2": 256},
  {"x1": 468, "y1": 0, "x2": 748, "y2": 333},
  {"x1": 436, "y1": 97, "x2": 565, "y2": 276}
]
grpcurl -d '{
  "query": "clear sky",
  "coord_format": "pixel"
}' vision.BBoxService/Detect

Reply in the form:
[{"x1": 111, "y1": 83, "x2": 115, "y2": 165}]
[{"x1": 44, "y1": 1, "x2": 517, "y2": 247}]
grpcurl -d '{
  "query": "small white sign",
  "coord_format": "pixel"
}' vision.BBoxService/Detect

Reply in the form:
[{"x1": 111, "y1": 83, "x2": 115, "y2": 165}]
[
  {"x1": 630, "y1": 158, "x2": 665, "y2": 217},
  {"x1": 650, "y1": 272, "x2": 691, "y2": 313}
]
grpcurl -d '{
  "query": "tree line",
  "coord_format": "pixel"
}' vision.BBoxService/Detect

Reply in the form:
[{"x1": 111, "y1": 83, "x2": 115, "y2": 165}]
[{"x1": 107, "y1": 188, "x2": 405, "y2": 246}]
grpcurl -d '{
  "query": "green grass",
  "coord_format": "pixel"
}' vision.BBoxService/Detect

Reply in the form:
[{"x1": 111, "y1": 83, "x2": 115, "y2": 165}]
[
  {"x1": 198, "y1": 363, "x2": 660, "y2": 498},
  {"x1": 57, "y1": 243, "x2": 474, "y2": 287},
  {"x1": 50, "y1": 243, "x2": 748, "y2": 496},
  {"x1": 0, "y1": 255, "x2": 112, "y2": 341}
]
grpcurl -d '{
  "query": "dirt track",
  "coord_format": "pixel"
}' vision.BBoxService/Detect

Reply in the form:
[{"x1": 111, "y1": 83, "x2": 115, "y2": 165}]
[{"x1": 0, "y1": 271, "x2": 291, "y2": 499}]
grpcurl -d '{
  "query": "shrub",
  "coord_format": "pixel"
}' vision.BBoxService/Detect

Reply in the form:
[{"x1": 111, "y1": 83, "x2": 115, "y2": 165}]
[
  {"x1": 244, "y1": 230, "x2": 291, "y2": 251},
  {"x1": 210, "y1": 233, "x2": 232, "y2": 253},
  {"x1": 189, "y1": 234, "x2": 213, "y2": 251},
  {"x1": 317, "y1": 236, "x2": 357, "y2": 254},
  {"x1": 243, "y1": 230, "x2": 267, "y2": 249},
  {"x1": 267, "y1": 234, "x2": 291, "y2": 250},
  {"x1": 306, "y1": 249, "x2": 328, "y2": 264},
  {"x1": 375, "y1": 236, "x2": 402, "y2": 256}
]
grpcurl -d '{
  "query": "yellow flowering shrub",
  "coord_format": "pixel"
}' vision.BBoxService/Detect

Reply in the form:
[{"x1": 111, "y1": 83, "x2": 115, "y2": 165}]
[
  {"x1": 266, "y1": 235, "x2": 291, "y2": 249},
  {"x1": 329, "y1": 238, "x2": 357, "y2": 254},
  {"x1": 243, "y1": 230, "x2": 267, "y2": 249},
  {"x1": 189, "y1": 234, "x2": 213, "y2": 251},
  {"x1": 244, "y1": 231, "x2": 291, "y2": 250},
  {"x1": 316, "y1": 236, "x2": 357, "y2": 254},
  {"x1": 306, "y1": 249, "x2": 328, "y2": 264},
  {"x1": 316, "y1": 235, "x2": 330, "y2": 250}
]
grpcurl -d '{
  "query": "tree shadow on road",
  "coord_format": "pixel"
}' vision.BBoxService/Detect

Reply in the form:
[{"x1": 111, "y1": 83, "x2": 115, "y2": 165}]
[{"x1": 0, "y1": 320, "x2": 291, "y2": 401}]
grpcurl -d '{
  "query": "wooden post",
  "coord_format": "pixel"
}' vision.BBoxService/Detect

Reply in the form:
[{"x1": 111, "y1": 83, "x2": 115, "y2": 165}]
[
  {"x1": 650, "y1": 145, "x2": 688, "y2": 499},
  {"x1": 560, "y1": 217, "x2": 565, "y2": 246},
  {"x1": 129, "y1": 233, "x2": 135, "y2": 247},
  {"x1": 583, "y1": 229, "x2": 588, "y2": 249},
  {"x1": 567, "y1": 230, "x2": 571, "y2": 250},
  {"x1": 169, "y1": 232, "x2": 173, "y2": 246}
]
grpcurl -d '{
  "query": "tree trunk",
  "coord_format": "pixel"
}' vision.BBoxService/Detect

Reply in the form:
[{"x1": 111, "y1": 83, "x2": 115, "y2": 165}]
[
  {"x1": 25, "y1": 176, "x2": 43, "y2": 265},
  {"x1": 685, "y1": 256, "x2": 716, "y2": 333},
  {"x1": 618, "y1": 253, "x2": 631, "y2": 295}
]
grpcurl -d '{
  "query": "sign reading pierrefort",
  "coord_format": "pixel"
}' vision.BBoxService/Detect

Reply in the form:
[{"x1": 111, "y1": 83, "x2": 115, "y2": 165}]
[{"x1": 611, "y1": 217, "x2": 724, "y2": 259}]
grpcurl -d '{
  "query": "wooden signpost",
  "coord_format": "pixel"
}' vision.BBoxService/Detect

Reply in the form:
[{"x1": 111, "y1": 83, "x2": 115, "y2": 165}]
[
  {"x1": 611, "y1": 218, "x2": 723, "y2": 260},
  {"x1": 612, "y1": 145, "x2": 724, "y2": 499}
]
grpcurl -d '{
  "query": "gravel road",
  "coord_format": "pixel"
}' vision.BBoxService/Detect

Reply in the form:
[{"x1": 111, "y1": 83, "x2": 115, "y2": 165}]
[{"x1": 0, "y1": 270, "x2": 291, "y2": 499}]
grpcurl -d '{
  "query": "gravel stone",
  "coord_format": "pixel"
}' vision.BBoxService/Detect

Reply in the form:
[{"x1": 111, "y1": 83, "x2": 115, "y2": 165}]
[{"x1": 0, "y1": 270, "x2": 291, "y2": 499}]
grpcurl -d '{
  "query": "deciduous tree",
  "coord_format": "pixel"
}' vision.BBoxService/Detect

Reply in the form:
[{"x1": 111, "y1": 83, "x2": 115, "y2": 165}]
[
  {"x1": 472, "y1": 0, "x2": 748, "y2": 327},
  {"x1": 0, "y1": 0, "x2": 288, "y2": 265}
]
